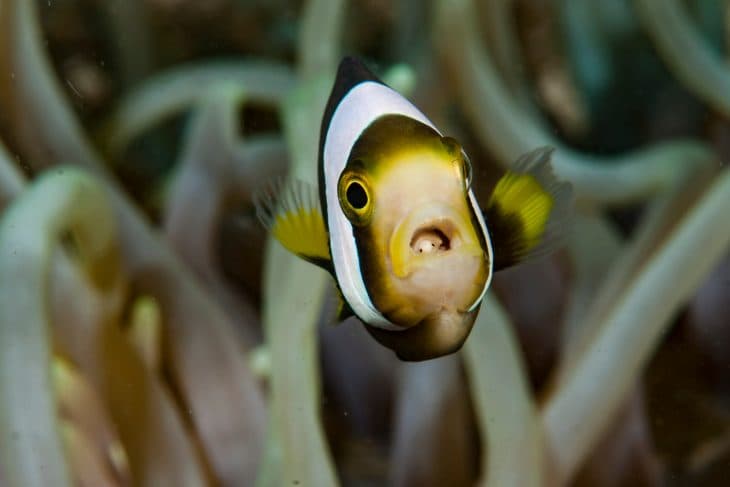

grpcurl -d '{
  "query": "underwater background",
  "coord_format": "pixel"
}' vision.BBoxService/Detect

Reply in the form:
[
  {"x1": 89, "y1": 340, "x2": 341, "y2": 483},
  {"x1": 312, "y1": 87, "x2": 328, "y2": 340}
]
[{"x1": 0, "y1": 0, "x2": 729, "y2": 486}]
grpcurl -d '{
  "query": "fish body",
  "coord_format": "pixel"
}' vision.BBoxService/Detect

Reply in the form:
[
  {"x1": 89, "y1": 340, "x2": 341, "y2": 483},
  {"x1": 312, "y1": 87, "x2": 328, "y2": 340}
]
[{"x1": 256, "y1": 57, "x2": 571, "y2": 361}]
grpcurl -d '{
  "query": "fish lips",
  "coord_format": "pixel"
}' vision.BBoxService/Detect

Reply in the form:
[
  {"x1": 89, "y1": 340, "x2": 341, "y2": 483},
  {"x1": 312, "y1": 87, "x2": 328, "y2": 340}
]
[
  {"x1": 363, "y1": 306, "x2": 479, "y2": 361},
  {"x1": 388, "y1": 202, "x2": 483, "y2": 279}
]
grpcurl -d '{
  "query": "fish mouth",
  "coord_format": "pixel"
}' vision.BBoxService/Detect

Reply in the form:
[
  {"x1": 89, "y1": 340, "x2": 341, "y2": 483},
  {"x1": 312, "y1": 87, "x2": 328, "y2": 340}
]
[
  {"x1": 409, "y1": 219, "x2": 456, "y2": 254},
  {"x1": 389, "y1": 204, "x2": 481, "y2": 279}
]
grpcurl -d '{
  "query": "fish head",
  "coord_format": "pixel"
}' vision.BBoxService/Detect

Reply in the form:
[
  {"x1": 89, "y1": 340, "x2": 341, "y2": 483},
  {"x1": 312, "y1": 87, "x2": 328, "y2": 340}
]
[{"x1": 338, "y1": 116, "x2": 492, "y2": 359}]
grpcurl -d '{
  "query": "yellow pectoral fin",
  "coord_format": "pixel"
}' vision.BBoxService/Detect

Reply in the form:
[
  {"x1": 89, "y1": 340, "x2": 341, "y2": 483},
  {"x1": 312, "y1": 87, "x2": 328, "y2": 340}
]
[
  {"x1": 485, "y1": 147, "x2": 572, "y2": 270},
  {"x1": 255, "y1": 178, "x2": 331, "y2": 268},
  {"x1": 272, "y1": 207, "x2": 330, "y2": 262}
]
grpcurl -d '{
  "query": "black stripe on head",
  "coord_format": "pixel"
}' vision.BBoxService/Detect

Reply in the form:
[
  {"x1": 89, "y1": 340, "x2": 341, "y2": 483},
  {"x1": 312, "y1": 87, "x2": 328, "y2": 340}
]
[{"x1": 318, "y1": 57, "x2": 385, "y2": 229}]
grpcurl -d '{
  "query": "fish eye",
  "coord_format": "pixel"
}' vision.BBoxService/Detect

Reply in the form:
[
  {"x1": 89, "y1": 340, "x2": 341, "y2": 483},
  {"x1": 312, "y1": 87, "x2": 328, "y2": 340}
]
[
  {"x1": 346, "y1": 181, "x2": 368, "y2": 209},
  {"x1": 338, "y1": 172, "x2": 373, "y2": 225}
]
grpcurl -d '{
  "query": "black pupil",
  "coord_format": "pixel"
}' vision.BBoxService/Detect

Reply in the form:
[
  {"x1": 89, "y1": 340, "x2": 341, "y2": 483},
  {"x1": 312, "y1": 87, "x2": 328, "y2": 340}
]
[{"x1": 346, "y1": 182, "x2": 368, "y2": 209}]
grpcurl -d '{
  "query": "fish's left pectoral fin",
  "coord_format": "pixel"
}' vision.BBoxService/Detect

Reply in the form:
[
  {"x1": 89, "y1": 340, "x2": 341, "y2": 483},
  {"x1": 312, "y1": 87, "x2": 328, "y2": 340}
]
[
  {"x1": 484, "y1": 146, "x2": 573, "y2": 271},
  {"x1": 254, "y1": 178, "x2": 332, "y2": 269}
]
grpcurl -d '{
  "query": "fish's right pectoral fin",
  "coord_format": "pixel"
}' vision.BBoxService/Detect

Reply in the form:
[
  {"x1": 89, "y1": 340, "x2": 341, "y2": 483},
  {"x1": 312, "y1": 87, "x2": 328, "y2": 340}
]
[
  {"x1": 484, "y1": 146, "x2": 573, "y2": 271},
  {"x1": 254, "y1": 178, "x2": 332, "y2": 271}
]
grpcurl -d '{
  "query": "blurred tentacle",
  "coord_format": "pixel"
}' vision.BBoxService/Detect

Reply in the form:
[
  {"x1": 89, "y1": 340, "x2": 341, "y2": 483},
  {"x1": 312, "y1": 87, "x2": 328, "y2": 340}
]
[
  {"x1": 0, "y1": 169, "x2": 182, "y2": 485},
  {"x1": 572, "y1": 388, "x2": 663, "y2": 486},
  {"x1": 389, "y1": 356, "x2": 477, "y2": 487},
  {"x1": 479, "y1": 0, "x2": 533, "y2": 108},
  {"x1": 557, "y1": 166, "x2": 717, "y2": 377},
  {"x1": 110, "y1": 70, "x2": 289, "y2": 343},
  {"x1": 99, "y1": 0, "x2": 154, "y2": 88},
  {"x1": 558, "y1": 0, "x2": 635, "y2": 107},
  {"x1": 0, "y1": 142, "x2": 24, "y2": 207},
  {"x1": 559, "y1": 213, "x2": 623, "y2": 359},
  {"x1": 0, "y1": 1, "x2": 268, "y2": 483},
  {"x1": 2, "y1": 168, "x2": 208, "y2": 486},
  {"x1": 318, "y1": 312, "x2": 400, "y2": 456},
  {"x1": 163, "y1": 86, "x2": 261, "y2": 346},
  {"x1": 636, "y1": 0, "x2": 730, "y2": 119},
  {"x1": 228, "y1": 136, "x2": 289, "y2": 200},
  {"x1": 0, "y1": 0, "x2": 100, "y2": 173},
  {"x1": 465, "y1": 294, "x2": 543, "y2": 487},
  {"x1": 102, "y1": 60, "x2": 295, "y2": 157},
  {"x1": 60, "y1": 420, "x2": 123, "y2": 487},
  {"x1": 53, "y1": 357, "x2": 132, "y2": 486},
  {"x1": 217, "y1": 135, "x2": 289, "y2": 304},
  {"x1": 727, "y1": 1, "x2": 730, "y2": 55},
  {"x1": 391, "y1": 0, "x2": 431, "y2": 62},
  {"x1": 519, "y1": 0, "x2": 590, "y2": 136},
  {"x1": 542, "y1": 168, "x2": 730, "y2": 484},
  {"x1": 492, "y1": 256, "x2": 570, "y2": 391},
  {"x1": 686, "y1": 253, "x2": 730, "y2": 384},
  {"x1": 125, "y1": 296, "x2": 162, "y2": 371},
  {"x1": 256, "y1": 0, "x2": 345, "y2": 485},
  {"x1": 257, "y1": 81, "x2": 338, "y2": 487},
  {"x1": 130, "y1": 260, "x2": 267, "y2": 486},
  {"x1": 0, "y1": 169, "x2": 115, "y2": 487},
  {"x1": 433, "y1": 0, "x2": 714, "y2": 205},
  {"x1": 298, "y1": 0, "x2": 345, "y2": 79},
  {"x1": 49, "y1": 249, "x2": 215, "y2": 487}
]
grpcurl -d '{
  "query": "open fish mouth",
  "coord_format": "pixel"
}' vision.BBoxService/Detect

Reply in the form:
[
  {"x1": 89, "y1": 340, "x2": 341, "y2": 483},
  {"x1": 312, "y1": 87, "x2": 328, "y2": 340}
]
[
  {"x1": 409, "y1": 219, "x2": 457, "y2": 254},
  {"x1": 389, "y1": 203, "x2": 481, "y2": 279}
]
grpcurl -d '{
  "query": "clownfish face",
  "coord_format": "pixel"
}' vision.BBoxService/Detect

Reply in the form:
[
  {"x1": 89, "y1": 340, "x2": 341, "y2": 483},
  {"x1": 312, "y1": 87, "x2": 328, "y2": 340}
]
[{"x1": 335, "y1": 115, "x2": 491, "y2": 359}]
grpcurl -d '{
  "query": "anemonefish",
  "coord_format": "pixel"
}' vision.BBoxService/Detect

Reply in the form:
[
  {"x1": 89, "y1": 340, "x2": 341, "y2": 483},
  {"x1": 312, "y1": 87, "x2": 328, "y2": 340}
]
[{"x1": 256, "y1": 57, "x2": 572, "y2": 361}]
